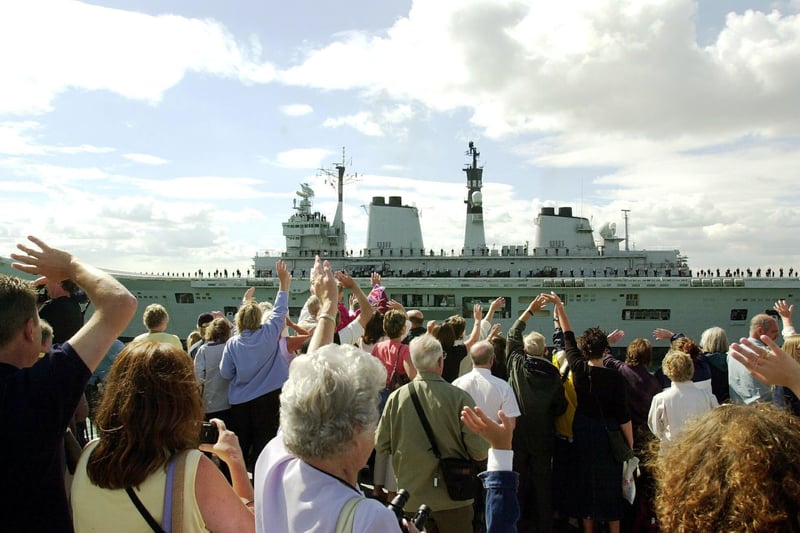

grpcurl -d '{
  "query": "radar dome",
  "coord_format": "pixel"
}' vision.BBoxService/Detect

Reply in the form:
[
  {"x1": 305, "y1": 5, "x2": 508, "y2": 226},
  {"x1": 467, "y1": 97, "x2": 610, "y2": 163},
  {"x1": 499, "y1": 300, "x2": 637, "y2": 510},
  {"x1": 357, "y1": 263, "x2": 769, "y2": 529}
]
[
  {"x1": 471, "y1": 190, "x2": 483, "y2": 206},
  {"x1": 599, "y1": 222, "x2": 616, "y2": 239}
]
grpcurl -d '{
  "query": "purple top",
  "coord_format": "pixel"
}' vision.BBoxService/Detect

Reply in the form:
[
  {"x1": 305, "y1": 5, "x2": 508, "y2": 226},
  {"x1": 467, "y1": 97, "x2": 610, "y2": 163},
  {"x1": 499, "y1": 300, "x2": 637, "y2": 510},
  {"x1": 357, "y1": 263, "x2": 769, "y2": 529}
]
[{"x1": 602, "y1": 355, "x2": 662, "y2": 430}]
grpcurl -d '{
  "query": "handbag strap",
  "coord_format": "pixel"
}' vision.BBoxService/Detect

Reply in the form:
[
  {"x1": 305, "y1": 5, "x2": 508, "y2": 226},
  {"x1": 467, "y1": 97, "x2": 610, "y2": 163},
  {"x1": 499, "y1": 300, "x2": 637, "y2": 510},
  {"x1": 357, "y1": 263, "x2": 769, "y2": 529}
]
[
  {"x1": 334, "y1": 495, "x2": 364, "y2": 533},
  {"x1": 409, "y1": 382, "x2": 442, "y2": 459},
  {"x1": 386, "y1": 342, "x2": 401, "y2": 383},
  {"x1": 169, "y1": 451, "x2": 187, "y2": 533},
  {"x1": 126, "y1": 487, "x2": 167, "y2": 533},
  {"x1": 126, "y1": 451, "x2": 187, "y2": 533}
]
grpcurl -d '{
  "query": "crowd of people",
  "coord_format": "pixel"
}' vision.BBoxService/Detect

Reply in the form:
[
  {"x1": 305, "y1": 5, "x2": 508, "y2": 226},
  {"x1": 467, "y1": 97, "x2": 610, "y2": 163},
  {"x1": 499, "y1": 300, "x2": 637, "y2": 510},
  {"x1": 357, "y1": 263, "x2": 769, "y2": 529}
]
[{"x1": 4, "y1": 236, "x2": 800, "y2": 533}]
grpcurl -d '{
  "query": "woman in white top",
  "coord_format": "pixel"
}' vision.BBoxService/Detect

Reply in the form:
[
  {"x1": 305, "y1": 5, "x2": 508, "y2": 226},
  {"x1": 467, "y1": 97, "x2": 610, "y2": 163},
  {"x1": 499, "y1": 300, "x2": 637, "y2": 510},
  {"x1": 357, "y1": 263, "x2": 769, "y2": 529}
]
[
  {"x1": 71, "y1": 342, "x2": 254, "y2": 532},
  {"x1": 648, "y1": 349, "x2": 717, "y2": 450}
]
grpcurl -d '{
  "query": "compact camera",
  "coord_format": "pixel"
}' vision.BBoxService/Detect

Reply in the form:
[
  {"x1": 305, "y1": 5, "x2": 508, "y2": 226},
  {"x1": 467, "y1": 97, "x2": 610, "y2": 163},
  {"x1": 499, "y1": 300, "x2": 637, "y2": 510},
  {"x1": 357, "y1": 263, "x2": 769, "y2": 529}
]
[{"x1": 199, "y1": 422, "x2": 219, "y2": 444}]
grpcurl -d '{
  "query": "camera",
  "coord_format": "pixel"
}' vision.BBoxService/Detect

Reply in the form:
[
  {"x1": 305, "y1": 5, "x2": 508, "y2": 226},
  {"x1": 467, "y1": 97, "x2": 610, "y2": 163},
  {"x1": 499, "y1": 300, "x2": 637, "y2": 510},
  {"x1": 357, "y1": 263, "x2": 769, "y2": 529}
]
[
  {"x1": 199, "y1": 422, "x2": 219, "y2": 444},
  {"x1": 387, "y1": 489, "x2": 431, "y2": 532},
  {"x1": 36, "y1": 285, "x2": 49, "y2": 304}
]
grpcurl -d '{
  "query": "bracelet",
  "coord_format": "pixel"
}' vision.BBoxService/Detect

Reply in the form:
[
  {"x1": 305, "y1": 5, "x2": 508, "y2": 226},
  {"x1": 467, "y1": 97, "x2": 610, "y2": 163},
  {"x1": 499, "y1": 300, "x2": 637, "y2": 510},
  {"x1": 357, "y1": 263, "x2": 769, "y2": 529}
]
[
  {"x1": 318, "y1": 312, "x2": 336, "y2": 324},
  {"x1": 527, "y1": 309, "x2": 534, "y2": 316}
]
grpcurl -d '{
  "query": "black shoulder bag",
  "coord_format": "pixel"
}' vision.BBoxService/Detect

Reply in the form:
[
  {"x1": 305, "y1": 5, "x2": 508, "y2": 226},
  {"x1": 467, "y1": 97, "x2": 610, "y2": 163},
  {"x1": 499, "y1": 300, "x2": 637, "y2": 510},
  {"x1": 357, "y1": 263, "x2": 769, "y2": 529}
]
[{"x1": 408, "y1": 383, "x2": 477, "y2": 501}]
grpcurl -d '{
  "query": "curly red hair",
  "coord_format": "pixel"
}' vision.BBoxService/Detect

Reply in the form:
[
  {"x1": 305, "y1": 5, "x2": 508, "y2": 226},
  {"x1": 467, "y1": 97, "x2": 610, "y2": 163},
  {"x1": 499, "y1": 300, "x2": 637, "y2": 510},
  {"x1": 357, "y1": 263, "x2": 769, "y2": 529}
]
[{"x1": 651, "y1": 404, "x2": 800, "y2": 532}]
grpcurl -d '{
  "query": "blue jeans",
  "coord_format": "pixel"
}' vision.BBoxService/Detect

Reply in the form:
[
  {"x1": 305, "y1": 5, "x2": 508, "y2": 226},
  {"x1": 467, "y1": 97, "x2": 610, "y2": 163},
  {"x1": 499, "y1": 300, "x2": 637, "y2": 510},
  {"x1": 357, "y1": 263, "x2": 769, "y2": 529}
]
[{"x1": 479, "y1": 470, "x2": 520, "y2": 533}]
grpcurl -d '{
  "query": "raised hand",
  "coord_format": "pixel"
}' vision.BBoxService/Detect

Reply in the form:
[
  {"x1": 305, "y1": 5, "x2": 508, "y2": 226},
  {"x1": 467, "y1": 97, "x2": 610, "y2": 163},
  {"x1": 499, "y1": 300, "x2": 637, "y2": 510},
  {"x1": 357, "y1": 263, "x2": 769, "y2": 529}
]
[
  {"x1": 11, "y1": 235, "x2": 74, "y2": 284},
  {"x1": 276, "y1": 260, "x2": 292, "y2": 291},
  {"x1": 460, "y1": 406, "x2": 513, "y2": 450},
  {"x1": 652, "y1": 328, "x2": 674, "y2": 341}
]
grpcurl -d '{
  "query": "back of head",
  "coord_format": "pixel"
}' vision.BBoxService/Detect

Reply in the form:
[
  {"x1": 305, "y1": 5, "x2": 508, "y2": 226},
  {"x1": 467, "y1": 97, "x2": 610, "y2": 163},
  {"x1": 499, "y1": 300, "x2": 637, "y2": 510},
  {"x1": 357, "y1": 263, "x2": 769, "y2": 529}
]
[
  {"x1": 433, "y1": 321, "x2": 456, "y2": 348},
  {"x1": 671, "y1": 336, "x2": 701, "y2": 360},
  {"x1": 0, "y1": 275, "x2": 38, "y2": 348},
  {"x1": 782, "y1": 335, "x2": 800, "y2": 363},
  {"x1": 625, "y1": 338, "x2": 652, "y2": 367},
  {"x1": 206, "y1": 317, "x2": 232, "y2": 343},
  {"x1": 235, "y1": 301, "x2": 263, "y2": 333},
  {"x1": 280, "y1": 344, "x2": 385, "y2": 461},
  {"x1": 383, "y1": 309, "x2": 407, "y2": 339},
  {"x1": 446, "y1": 315, "x2": 466, "y2": 338},
  {"x1": 410, "y1": 333, "x2": 443, "y2": 372},
  {"x1": 362, "y1": 312, "x2": 385, "y2": 344},
  {"x1": 661, "y1": 349, "x2": 694, "y2": 382},
  {"x1": 88, "y1": 342, "x2": 202, "y2": 489},
  {"x1": 470, "y1": 340, "x2": 494, "y2": 366},
  {"x1": 407, "y1": 310, "x2": 424, "y2": 326},
  {"x1": 142, "y1": 304, "x2": 169, "y2": 330},
  {"x1": 577, "y1": 327, "x2": 608, "y2": 359},
  {"x1": 700, "y1": 326, "x2": 729, "y2": 354},
  {"x1": 750, "y1": 313, "x2": 777, "y2": 338},
  {"x1": 652, "y1": 404, "x2": 800, "y2": 532},
  {"x1": 523, "y1": 331, "x2": 546, "y2": 357},
  {"x1": 186, "y1": 330, "x2": 202, "y2": 349}
]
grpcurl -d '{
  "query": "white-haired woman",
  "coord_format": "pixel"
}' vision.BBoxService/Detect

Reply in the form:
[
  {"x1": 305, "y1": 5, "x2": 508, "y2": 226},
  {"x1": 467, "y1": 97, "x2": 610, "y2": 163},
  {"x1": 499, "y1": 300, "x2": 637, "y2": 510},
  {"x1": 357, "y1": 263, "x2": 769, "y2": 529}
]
[{"x1": 253, "y1": 256, "x2": 418, "y2": 533}]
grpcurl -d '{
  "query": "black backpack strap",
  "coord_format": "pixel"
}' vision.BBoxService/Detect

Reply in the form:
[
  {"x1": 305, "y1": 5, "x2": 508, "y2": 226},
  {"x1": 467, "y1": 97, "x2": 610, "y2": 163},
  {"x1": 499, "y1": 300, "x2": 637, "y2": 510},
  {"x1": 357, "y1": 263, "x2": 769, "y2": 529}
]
[{"x1": 409, "y1": 382, "x2": 441, "y2": 459}]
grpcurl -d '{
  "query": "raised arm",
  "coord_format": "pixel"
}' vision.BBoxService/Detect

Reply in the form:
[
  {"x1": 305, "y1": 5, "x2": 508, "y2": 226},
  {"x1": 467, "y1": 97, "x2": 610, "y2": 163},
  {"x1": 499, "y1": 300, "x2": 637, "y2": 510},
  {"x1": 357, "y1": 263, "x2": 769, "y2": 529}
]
[
  {"x1": 507, "y1": 294, "x2": 547, "y2": 356},
  {"x1": 774, "y1": 300, "x2": 796, "y2": 337},
  {"x1": 336, "y1": 270, "x2": 374, "y2": 328},
  {"x1": 484, "y1": 297, "x2": 505, "y2": 324},
  {"x1": 11, "y1": 236, "x2": 137, "y2": 371},
  {"x1": 542, "y1": 292, "x2": 570, "y2": 333},
  {"x1": 308, "y1": 257, "x2": 338, "y2": 353},
  {"x1": 464, "y1": 303, "x2": 483, "y2": 350}
]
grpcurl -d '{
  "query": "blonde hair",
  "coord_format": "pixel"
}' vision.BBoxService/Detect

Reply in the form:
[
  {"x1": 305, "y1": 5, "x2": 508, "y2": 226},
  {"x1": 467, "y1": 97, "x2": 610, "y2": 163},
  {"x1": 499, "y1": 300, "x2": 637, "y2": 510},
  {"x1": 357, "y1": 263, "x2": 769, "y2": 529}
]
[
  {"x1": 661, "y1": 349, "x2": 694, "y2": 382},
  {"x1": 235, "y1": 301, "x2": 263, "y2": 333},
  {"x1": 782, "y1": 336, "x2": 800, "y2": 364},
  {"x1": 142, "y1": 304, "x2": 168, "y2": 330}
]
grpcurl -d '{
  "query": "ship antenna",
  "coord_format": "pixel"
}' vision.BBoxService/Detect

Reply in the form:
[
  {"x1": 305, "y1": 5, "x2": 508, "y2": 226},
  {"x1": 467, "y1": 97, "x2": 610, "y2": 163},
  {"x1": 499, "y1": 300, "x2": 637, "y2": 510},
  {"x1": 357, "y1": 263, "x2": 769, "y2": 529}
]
[
  {"x1": 317, "y1": 148, "x2": 359, "y2": 252},
  {"x1": 621, "y1": 209, "x2": 630, "y2": 252}
]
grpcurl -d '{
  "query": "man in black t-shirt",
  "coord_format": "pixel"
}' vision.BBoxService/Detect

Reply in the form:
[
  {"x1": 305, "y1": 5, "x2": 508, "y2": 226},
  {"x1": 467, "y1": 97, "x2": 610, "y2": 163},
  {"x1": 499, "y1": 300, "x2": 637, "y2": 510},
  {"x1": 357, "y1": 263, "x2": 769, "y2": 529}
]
[
  {"x1": 1, "y1": 236, "x2": 136, "y2": 532},
  {"x1": 38, "y1": 279, "x2": 83, "y2": 344}
]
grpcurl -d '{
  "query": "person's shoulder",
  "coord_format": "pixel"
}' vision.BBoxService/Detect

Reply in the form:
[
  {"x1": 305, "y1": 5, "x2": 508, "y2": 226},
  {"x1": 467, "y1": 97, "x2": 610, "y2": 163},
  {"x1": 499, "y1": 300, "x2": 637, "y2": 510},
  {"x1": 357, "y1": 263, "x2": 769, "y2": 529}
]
[{"x1": 354, "y1": 497, "x2": 398, "y2": 530}]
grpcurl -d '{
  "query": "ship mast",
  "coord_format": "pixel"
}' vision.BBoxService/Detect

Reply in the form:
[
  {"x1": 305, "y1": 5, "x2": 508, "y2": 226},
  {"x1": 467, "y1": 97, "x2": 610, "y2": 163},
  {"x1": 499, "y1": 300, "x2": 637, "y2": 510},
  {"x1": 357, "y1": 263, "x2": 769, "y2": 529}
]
[
  {"x1": 463, "y1": 141, "x2": 487, "y2": 254},
  {"x1": 319, "y1": 147, "x2": 355, "y2": 254}
]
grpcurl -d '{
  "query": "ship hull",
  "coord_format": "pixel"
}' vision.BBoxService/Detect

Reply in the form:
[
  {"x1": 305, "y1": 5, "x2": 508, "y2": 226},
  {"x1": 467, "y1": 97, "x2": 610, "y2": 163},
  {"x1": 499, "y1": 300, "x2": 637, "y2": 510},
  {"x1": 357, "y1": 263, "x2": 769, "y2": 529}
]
[{"x1": 4, "y1": 257, "x2": 794, "y2": 357}]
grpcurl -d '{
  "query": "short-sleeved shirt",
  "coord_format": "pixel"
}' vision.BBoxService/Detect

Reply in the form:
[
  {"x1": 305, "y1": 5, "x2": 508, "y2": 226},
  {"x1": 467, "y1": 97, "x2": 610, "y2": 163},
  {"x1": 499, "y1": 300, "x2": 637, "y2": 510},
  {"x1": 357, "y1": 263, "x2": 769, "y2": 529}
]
[
  {"x1": 1, "y1": 342, "x2": 90, "y2": 532},
  {"x1": 453, "y1": 368, "x2": 521, "y2": 422}
]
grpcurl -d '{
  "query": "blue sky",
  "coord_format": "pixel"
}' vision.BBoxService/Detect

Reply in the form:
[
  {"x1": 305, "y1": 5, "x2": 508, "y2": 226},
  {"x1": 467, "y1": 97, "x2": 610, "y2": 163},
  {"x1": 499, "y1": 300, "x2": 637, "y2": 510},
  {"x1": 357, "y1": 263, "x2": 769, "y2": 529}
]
[{"x1": 1, "y1": 0, "x2": 799, "y2": 275}]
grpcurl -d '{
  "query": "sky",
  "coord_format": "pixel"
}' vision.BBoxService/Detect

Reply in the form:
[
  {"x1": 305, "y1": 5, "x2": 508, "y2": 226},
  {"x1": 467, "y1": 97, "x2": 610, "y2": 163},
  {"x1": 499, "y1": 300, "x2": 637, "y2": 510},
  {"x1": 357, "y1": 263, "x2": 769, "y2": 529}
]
[{"x1": 1, "y1": 0, "x2": 799, "y2": 276}]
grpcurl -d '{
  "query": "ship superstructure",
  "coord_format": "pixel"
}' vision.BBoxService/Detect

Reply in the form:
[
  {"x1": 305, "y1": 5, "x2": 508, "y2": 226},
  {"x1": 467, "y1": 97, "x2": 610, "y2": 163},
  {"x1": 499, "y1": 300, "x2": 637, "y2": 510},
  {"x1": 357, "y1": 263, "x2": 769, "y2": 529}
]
[{"x1": 2, "y1": 142, "x2": 796, "y2": 350}]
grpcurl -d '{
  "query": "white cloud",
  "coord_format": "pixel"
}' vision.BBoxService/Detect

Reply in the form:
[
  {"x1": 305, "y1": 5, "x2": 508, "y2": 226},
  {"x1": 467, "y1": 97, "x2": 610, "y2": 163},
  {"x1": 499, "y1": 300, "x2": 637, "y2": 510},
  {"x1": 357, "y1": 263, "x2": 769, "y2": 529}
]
[
  {"x1": 0, "y1": 121, "x2": 114, "y2": 156},
  {"x1": 323, "y1": 112, "x2": 384, "y2": 136},
  {"x1": 280, "y1": 104, "x2": 313, "y2": 116},
  {"x1": 273, "y1": 148, "x2": 335, "y2": 169},
  {"x1": 0, "y1": 2, "x2": 276, "y2": 114},
  {"x1": 123, "y1": 153, "x2": 169, "y2": 165}
]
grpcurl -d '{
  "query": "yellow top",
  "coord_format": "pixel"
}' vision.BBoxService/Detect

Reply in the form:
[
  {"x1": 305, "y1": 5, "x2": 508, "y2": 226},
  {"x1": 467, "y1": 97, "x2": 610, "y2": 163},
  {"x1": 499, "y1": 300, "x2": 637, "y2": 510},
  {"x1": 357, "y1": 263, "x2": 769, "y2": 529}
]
[
  {"x1": 71, "y1": 441, "x2": 207, "y2": 532},
  {"x1": 552, "y1": 353, "x2": 578, "y2": 438}
]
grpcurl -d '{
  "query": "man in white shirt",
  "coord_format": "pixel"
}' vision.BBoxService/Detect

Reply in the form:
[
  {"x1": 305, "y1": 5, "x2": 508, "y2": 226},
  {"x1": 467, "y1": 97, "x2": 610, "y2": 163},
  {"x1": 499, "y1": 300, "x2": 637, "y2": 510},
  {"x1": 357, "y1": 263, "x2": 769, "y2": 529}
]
[
  {"x1": 453, "y1": 340, "x2": 520, "y2": 533},
  {"x1": 454, "y1": 341, "x2": 521, "y2": 425}
]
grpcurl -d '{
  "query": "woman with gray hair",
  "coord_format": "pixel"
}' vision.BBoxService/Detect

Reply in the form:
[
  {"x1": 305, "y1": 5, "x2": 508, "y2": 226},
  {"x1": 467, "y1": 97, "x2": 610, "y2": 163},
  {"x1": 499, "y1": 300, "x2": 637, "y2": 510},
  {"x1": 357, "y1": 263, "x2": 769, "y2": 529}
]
[
  {"x1": 699, "y1": 326, "x2": 729, "y2": 403},
  {"x1": 254, "y1": 256, "x2": 417, "y2": 532}
]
